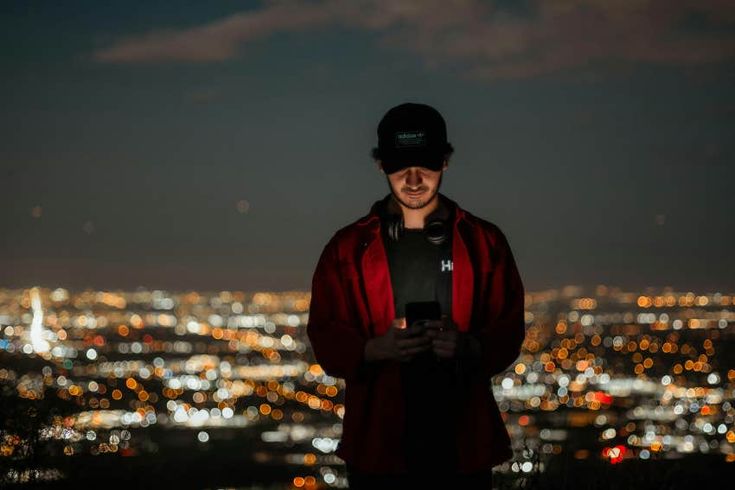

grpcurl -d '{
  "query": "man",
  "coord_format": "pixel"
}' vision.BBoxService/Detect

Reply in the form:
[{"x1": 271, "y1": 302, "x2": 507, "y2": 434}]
[{"x1": 307, "y1": 102, "x2": 526, "y2": 488}]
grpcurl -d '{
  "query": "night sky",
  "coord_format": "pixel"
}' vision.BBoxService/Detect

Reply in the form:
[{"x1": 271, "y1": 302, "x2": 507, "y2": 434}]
[{"x1": 2, "y1": 0, "x2": 734, "y2": 294}]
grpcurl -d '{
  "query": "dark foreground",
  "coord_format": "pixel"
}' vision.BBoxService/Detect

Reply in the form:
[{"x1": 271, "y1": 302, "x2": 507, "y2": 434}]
[{"x1": 3, "y1": 451, "x2": 733, "y2": 489}]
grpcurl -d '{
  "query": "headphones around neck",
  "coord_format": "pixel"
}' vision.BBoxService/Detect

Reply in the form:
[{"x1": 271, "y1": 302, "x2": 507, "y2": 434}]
[{"x1": 382, "y1": 194, "x2": 451, "y2": 246}]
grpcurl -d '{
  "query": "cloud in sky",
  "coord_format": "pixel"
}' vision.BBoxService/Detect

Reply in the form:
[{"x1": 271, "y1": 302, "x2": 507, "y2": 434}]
[{"x1": 92, "y1": 0, "x2": 735, "y2": 80}]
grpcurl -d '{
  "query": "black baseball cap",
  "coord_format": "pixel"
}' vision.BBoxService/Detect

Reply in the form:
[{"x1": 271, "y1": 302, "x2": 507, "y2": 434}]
[{"x1": 373, "y1": 102, "x2": 453, "y2": 174}]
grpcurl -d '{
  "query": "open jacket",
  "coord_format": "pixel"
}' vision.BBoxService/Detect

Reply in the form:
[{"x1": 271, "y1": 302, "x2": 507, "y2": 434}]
[{"x1": 306, "y1": 193, "x2": 526, "y2": 474}]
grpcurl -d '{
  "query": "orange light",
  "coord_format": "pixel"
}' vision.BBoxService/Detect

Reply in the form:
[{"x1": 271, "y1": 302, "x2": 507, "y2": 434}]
[
  {"x1": 637, "y1": 296, "x2": 651, "y2": 308},
  {"x1": 574, "y1": 449, "x2": 590, "y2": 459}
]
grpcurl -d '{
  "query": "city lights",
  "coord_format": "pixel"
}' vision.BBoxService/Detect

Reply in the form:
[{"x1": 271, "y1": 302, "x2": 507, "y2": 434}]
[{"x1": 0, "y1": 285, "x2": 733, "y2": 487}]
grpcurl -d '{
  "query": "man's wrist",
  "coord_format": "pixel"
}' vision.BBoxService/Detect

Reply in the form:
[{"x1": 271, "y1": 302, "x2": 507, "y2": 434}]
[{"x1": 363, "y1": 337, "x2": 379, "y2": 362}]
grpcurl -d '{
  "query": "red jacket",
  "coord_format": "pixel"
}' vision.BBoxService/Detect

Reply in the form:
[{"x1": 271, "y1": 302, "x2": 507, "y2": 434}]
[{"x1": 306, "y1": 193, "x2": 526, "y2": 474}]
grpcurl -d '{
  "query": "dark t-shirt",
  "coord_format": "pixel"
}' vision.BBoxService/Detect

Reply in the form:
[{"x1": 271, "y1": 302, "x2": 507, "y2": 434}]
[
  {"x1": 383, "y1": 227, "x2": 453, "y2": 320},
  {"x1": 382, "y1": 213, "x2": 460, "y2": 473}
]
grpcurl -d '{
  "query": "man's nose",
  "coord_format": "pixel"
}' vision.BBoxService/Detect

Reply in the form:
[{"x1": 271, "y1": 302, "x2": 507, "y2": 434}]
[{"x1": 406, "y1": 168, "x2": 422, "y2": 185}]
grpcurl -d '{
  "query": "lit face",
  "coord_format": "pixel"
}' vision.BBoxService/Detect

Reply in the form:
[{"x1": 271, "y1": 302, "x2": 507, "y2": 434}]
[{"x1": 380, "y1": 161, "x2": 448, "y2": 210}]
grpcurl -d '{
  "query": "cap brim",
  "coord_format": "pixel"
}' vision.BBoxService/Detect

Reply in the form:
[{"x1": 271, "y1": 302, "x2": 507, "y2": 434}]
[{"x1": 380, "y1": 150, "x2": 444, "y2": 174}]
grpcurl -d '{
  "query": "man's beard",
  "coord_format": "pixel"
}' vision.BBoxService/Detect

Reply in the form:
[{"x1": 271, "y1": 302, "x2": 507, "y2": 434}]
[{"x1": 387, "y1": 171, "x2": 443, "y2": 210}]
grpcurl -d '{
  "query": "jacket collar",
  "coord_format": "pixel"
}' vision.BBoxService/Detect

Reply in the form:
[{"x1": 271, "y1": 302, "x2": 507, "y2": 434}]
[{"x1": 356, "y1": 192, "x2": 474, "y2": 335}]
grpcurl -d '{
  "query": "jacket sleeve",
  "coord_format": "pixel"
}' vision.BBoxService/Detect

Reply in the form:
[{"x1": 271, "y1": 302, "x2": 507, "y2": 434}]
[
  {"x1": 306, "y1": 235, "x2": 372, "y2": 383},
  {"x1": 470, "y1": 226, "x2": 526, "y2": 380}
]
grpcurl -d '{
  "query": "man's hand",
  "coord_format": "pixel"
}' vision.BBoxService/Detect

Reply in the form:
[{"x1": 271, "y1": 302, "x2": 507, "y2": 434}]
[
  {"x1": 364, "y1": 317, "x2": 432, "y2": 363},
  {"x1": 424, "y1": 316, "x2": 482, "y2": 360},
  {"x1": 424, "y1": 316, "x2": 458, "y2": 359}
]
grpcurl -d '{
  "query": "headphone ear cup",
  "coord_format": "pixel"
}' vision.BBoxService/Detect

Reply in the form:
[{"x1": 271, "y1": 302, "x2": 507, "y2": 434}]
[
  {"x1": 387, "y1": 214, "x2": 404, "y2": 242},
  {"x1": 424, "y1": 218, "x2": 448, "y2": 245}
]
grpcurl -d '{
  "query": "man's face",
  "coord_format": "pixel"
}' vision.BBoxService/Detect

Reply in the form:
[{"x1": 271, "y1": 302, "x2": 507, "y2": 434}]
[{"x1": 381, "y1": 161, "x2": 447, "y2": 210}]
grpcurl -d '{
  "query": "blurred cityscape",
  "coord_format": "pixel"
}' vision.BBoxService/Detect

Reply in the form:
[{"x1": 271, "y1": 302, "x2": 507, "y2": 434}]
[{"x1": 0, "y1": 285, "x2": 733, "y2": 488}]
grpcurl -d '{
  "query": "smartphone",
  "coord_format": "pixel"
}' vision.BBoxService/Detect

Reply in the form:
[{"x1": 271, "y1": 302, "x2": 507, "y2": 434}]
[{"x1": 405, "y1": 300, "x2": 441, "y2": 331}]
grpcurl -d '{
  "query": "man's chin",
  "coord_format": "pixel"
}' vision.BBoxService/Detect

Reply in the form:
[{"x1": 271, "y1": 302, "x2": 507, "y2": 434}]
[{"x1": 396, "y1": 190, "x2": 436, "y2": 210}]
